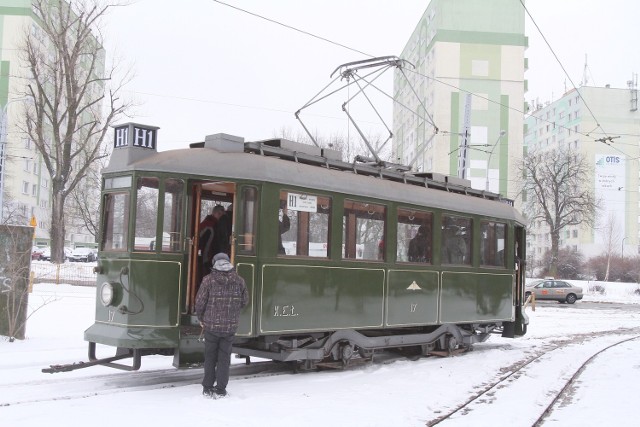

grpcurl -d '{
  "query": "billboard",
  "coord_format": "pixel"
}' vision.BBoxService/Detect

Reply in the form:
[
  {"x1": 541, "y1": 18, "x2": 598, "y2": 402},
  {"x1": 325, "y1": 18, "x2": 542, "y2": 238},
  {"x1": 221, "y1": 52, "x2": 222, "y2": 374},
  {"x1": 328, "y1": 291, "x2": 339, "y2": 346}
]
[{"x1": 594, "y1": 154, "x2": 626, "y2": 244}]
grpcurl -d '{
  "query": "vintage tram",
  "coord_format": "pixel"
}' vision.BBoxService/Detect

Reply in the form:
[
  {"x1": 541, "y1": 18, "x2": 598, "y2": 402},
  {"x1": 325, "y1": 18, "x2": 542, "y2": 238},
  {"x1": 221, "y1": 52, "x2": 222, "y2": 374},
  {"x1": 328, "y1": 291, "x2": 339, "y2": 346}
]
[{"x1": 51, "y1": 122, "x2": 528, "y2": 372}]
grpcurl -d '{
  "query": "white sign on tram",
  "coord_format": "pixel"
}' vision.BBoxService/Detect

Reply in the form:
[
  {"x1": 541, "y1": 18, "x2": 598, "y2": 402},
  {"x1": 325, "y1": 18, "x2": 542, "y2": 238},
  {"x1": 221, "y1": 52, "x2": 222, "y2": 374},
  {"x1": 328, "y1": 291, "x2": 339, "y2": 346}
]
[{"x1": 287, "y1": 193, "x2": 317, "y2": 212}]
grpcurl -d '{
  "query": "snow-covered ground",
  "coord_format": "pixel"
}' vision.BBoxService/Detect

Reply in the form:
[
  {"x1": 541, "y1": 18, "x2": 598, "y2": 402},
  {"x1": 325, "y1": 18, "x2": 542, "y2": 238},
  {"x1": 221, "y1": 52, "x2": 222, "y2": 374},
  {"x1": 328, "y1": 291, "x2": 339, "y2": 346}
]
[{"x1": 1, "y1": 281, "x2": 640, "y2": 426}]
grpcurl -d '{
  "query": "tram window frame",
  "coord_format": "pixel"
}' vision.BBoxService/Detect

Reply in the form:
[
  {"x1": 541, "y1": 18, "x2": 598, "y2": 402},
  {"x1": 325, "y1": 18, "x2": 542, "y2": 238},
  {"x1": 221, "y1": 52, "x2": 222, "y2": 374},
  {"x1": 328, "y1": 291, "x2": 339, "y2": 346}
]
[
  {"x1": 397, "y1": 208, "x2": 433, "y2": 264},
  {"x1": 134, "y1": 177, "x2": 160, "y2": 251},
  {"x1": 480, "y1": 221, "x2": 507, "y2": 268},
  {"x1": 342, "y1": 199, "x2": 386, "y2": 261},
  {"x1": 101, "y1": 191, "x2": 130, "y2": 252},
  {"x1": 278, "y1": 191, "x2": 331, "y2": 258},
  {"x1": 441, "y1": 214, "x2": 472, "y2": 265},
  {"x1": 237, "y1": 186, "x2": 258, "y2": 256},
  {"x1": 161, "y1": 178, "x2": 185, "y2": 252}
]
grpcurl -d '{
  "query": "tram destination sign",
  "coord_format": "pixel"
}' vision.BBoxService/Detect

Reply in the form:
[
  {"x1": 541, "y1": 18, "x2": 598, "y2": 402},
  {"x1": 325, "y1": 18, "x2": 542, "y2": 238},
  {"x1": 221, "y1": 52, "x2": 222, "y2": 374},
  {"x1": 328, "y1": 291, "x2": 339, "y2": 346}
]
[
  {"x1": 114, "y1": 124, "x2": 157, "y2": 150},
  {"x1": 287, "y1": 193, "x2": 317, "y2": 212}
]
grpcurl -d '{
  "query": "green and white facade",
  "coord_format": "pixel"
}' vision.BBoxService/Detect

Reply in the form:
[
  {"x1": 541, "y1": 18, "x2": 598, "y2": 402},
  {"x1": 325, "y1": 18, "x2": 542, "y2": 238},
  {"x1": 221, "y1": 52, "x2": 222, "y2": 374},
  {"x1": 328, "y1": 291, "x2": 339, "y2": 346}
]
[
  {"x1": 393, "y1": 0, "x2": 527, "y2": 200},
  {"x1": 0, "y1": 0, "x2": 101, "y2": 247},
  {"x1": 0, "y1": 0, "x2": 50, "y2": 240},
  {"x1": 524, "y1": 86, "x2": 640, "y2": 259}
]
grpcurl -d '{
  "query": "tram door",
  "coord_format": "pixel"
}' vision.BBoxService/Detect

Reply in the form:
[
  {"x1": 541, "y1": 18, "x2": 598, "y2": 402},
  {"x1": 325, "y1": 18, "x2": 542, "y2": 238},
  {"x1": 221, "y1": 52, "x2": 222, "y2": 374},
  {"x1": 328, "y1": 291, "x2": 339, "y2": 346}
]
[{"x1": 186, "y1": 181, "x2": 236, "y2": 313}]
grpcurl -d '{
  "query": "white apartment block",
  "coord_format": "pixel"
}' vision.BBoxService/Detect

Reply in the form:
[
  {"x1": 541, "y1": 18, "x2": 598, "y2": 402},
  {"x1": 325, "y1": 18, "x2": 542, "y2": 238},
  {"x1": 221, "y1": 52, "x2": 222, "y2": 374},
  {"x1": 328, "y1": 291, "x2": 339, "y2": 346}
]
[{"x1": 524, "y1": 85, "x2": 640, "y2": 260}]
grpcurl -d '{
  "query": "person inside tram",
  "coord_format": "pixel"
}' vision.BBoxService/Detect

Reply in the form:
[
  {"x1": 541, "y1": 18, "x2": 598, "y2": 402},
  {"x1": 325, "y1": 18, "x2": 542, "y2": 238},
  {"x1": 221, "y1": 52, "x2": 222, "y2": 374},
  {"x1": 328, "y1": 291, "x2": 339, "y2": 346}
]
[
  {"x1": 277, "y1": 201, "x2": 290, "y2": 254},
  {"x1": 199, "y1": 205, "x2": 225, "y2": 273},
  {"x1": 408, "y1": 225, "x2": 429, "y2": 262}
]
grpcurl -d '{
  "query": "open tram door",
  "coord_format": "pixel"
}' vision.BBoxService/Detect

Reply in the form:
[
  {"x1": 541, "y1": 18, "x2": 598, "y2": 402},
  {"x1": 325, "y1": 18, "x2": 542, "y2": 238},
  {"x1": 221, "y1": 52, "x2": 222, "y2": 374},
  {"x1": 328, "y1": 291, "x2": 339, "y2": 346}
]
[
  {"x1": 502, "y1": 224, "x2": 528, "y2": 337},
  {"x1": 185, "y1": 181, "x2": 236, "y2": 313}
]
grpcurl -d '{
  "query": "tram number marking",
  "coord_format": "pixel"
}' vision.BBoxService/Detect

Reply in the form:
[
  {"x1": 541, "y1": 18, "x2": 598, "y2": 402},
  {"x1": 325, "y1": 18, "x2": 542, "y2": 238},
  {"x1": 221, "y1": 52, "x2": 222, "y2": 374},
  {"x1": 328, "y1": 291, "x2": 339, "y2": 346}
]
[
  {"x1": 273, "y1": 305, "x2": 299, "y2": 317},
  {"x1": 108, "y1": 310, "x2": 115, "y2": 322},
  {"x1": 410, "y1": 303, "x2": 418, "y2": 313}
]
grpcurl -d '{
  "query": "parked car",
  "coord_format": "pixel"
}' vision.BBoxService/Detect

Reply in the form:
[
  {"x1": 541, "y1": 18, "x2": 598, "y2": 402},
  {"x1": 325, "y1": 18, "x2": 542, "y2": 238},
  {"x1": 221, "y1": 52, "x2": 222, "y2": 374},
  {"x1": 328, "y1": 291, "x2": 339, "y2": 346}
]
[
  {"x1": 39, "y1": 247, "x2": 73, "y2": 262},
  {"x1": 525, "y1": 279, "x2": 583, "y2": 304},
  {"x1": 31, "y1": 246, "x2": 45, "y2": 260},
  {"x1": 69, "y1": 247, "x2": 97, "y2": 262}
]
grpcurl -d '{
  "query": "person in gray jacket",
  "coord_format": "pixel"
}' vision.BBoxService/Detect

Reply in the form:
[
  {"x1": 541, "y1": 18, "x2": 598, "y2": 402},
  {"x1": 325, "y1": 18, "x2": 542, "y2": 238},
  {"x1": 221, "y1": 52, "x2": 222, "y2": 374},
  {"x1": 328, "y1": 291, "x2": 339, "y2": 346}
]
[{"x1": 195, "y1": 252, "x2": 248, "y2": 398}]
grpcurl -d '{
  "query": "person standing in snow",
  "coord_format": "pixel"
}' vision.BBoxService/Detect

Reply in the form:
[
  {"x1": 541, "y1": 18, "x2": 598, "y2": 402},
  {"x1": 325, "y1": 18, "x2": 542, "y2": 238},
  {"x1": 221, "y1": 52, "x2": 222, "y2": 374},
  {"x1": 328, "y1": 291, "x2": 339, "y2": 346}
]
[{"x1": 195, "y1": 252, "x2": 248, "y2": 398}]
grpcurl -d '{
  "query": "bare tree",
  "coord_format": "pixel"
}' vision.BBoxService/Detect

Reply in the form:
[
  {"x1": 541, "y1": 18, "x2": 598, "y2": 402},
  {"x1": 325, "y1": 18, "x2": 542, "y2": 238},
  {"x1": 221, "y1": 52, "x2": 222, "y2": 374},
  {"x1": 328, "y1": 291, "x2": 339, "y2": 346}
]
[
  {"x1": 519, "y1": 146, "x2": 599, "y2": 277},
  {"x1": 20, "y1": 0, "x2": 130, "y2": 263},
  {"x1": 67, "y1": 156, "x2": 106, "y2": 238}
]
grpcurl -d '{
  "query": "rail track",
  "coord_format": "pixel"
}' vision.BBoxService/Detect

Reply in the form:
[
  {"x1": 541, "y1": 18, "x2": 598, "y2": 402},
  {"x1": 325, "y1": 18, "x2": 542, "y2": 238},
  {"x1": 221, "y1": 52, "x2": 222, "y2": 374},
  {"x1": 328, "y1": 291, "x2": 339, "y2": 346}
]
[{"x1": 425, "y1": 327, "x2": 640, "y2": 426}]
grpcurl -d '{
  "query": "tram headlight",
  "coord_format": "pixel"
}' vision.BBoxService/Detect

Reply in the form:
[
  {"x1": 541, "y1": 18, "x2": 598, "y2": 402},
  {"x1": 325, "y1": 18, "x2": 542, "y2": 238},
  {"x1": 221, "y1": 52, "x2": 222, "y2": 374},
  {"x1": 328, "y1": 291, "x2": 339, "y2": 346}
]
[{"x1": 100, "y1": 282, "x2": 115, "y2": 307}]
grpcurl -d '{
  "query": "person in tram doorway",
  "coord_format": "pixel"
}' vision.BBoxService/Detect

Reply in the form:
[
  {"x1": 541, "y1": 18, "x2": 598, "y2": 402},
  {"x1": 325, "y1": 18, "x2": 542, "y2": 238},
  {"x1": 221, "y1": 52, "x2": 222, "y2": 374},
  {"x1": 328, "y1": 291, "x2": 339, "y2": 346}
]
[
  {"x1": 196, "y1": 252, "x2": 248, "y2": 398},
  {"x1": 212, "y1": 204, "x2": 232, "y2": 256},
  {"x1": 277, "y1": 201, "x2": 290, "y2": 254},
  {"x1": 199, "y1": 205, "x2": 225, "y2": 273}
]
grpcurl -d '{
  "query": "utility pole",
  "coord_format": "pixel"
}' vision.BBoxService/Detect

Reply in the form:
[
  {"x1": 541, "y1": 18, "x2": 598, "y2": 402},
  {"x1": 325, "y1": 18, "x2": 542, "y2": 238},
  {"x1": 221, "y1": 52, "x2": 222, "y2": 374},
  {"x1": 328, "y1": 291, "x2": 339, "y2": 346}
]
[{"x1": 457, "y1": 93, "x2": 472, "y2": 179}]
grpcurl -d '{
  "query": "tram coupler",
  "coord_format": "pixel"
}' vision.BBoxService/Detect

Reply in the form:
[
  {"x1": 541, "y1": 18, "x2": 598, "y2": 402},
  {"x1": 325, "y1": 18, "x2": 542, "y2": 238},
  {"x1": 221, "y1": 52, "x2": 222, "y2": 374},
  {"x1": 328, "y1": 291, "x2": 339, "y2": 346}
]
[{"x1": 41, "y1": 342, "x2": 142, "y2": 373}]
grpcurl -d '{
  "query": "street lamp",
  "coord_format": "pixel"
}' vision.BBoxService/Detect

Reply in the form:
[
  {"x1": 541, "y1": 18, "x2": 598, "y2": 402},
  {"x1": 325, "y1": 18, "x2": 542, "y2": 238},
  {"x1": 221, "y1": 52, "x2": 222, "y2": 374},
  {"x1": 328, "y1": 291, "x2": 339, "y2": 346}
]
[
  {"x1": 0, "y1": 97, "x2": 29, "y2": 222},
  {"x1": 485, "y1": 130, "x2": 506, "y2": 191}
]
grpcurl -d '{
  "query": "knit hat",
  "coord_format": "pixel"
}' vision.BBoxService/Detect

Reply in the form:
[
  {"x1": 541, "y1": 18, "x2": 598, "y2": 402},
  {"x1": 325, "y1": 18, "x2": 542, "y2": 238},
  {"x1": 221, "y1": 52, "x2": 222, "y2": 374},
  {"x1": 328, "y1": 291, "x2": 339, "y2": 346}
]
[{"x1": 213, "y1": 252, "x2": 229, "y2": 262}]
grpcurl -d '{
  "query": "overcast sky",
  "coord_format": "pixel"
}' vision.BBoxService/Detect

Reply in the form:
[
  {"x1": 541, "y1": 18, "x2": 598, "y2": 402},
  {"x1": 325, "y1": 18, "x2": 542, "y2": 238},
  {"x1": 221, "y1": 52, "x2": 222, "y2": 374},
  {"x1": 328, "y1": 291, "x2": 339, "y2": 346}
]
[{"x1": 103, "y1": 0, "x2": 640, "y2": 151}]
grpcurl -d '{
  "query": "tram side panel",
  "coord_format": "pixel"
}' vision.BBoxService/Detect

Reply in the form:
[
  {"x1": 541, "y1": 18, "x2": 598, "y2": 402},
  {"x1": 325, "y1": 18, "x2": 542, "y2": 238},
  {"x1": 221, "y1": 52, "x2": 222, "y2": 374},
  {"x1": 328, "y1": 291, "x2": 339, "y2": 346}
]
[
  {"x1": 259, "y1": 265, "x2": 385, "y2": 333},
  {"x1": 440, "y1": 271, "x2": 514, "y2": 323},
  {"x1": 386, "y1": 269, "x2": 439, "y2": 327}
]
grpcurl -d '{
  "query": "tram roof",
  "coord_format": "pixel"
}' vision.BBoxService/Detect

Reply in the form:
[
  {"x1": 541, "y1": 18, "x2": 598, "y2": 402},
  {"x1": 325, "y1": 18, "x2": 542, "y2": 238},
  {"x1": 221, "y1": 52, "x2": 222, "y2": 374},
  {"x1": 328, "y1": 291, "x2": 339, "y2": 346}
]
[{"x1": 104, "y1": 136, "x2": 525, "y2": 224}]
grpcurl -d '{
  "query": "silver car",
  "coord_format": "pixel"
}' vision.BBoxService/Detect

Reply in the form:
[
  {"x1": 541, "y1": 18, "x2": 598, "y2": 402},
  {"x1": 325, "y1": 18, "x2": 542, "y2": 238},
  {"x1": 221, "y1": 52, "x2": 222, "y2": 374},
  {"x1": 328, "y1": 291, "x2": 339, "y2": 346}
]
[{"x1": 525, "y1": 279, "x2": 583, "y2": 304}]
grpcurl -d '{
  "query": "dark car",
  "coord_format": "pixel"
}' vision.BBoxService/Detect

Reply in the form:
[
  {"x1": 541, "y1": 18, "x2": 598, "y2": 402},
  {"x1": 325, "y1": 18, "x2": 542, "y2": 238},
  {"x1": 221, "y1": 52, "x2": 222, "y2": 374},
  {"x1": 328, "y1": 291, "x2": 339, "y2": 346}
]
[
  {"x1": 69, "y1": 247, "x2": 97, "y2": 262},
  {"x1": 39, "y1": 247, "x2": 73, "y2": 261},
  {"x1": 525, "y1": 279, "x2": 583, "y2": 304}
]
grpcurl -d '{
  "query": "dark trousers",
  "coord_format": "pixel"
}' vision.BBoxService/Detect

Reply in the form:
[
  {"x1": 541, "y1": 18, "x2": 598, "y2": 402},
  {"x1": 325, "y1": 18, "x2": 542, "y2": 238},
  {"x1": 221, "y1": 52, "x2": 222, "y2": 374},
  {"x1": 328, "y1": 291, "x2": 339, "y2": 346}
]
[{"x1": 202, "y1": 331, "x2": 234, "y2": 391}]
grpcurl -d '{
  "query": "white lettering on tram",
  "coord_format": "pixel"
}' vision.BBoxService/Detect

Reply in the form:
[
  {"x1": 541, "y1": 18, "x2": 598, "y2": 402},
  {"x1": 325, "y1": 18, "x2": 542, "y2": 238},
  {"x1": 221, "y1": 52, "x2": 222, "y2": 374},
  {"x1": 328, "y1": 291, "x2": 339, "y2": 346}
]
[{"x1": 273, "y1": 305, "x2": 299, "y2": 317}]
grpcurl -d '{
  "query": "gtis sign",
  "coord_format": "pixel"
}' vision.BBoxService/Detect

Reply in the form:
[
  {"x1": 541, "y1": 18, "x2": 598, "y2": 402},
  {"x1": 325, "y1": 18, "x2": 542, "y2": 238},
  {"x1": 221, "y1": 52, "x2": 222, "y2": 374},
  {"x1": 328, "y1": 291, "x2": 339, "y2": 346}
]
[{"x1": 595, "y1": 155, "x2": 622, "y2": 166}]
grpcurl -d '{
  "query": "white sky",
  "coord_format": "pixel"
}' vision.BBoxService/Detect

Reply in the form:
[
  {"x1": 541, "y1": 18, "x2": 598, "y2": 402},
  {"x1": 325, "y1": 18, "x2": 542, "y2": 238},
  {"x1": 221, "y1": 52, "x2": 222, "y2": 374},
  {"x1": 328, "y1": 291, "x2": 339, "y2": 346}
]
[{"x1": 102, "y1": 0, "x2": 640, "y2": 151}]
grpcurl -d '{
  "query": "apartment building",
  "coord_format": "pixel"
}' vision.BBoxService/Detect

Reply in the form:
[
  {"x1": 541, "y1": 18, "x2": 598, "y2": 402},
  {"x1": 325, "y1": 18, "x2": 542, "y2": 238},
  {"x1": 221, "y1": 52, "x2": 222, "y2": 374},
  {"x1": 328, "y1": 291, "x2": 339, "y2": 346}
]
[
  {"x1": 524, "y1": 85, "x2": 640, "y2": 260},
  {"x1": 393, "y1": 0, "x2": 526, "y2": 201}
]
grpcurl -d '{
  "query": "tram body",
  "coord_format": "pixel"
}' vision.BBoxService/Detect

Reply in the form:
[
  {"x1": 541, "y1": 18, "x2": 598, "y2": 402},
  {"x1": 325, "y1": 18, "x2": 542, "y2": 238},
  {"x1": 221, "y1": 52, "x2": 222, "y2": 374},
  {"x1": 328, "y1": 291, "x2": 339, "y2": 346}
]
[{"x1": 83, "y1": 123, "x2": 528, "y2": 371}]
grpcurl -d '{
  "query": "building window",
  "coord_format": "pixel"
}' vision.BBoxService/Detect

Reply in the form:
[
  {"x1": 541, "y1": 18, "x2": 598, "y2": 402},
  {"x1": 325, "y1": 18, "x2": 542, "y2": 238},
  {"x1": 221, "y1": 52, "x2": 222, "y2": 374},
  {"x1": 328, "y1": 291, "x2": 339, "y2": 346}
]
[
  {"x1": 41, "y1": 178, "x2": 48, "y2": 188},
  {"x1": 573, "y1": 230, "x2": 578, "y2": 238},
  {"x1": 22, "y1": 181, "x2": 29, "y2": 194},
  {"x1": 24, "y1": 159, "x2": 30, "y2": 171},
  {"x1": 32, "y1": 184, "x2": 37, "y2": 196}
]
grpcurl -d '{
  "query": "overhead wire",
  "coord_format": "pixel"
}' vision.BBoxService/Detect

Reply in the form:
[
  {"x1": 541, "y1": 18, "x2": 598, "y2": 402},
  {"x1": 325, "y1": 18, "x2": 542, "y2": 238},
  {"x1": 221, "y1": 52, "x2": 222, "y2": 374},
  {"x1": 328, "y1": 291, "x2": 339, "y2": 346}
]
[{"x1": 210, "y1": 0, "x2": 374, "y2": 58}]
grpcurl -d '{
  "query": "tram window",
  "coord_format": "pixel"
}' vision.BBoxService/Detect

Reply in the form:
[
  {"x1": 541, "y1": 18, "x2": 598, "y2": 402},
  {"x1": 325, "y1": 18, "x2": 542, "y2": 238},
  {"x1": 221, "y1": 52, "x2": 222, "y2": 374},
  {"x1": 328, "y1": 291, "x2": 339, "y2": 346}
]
[
  {"x1": 279, "y1": 191, "x2": 331, "y2": 257},
  {"x1": 102, "y1": 192, "x2": 130, "y2": 251},
  {"x1": 134, "y1": 177, "x2": 159, "y2": 251},
  {"x1": 162, "y1": 178, "x2": 184, "y2": 252},
  {"x1": 441, "y1": 215, "x2": 471, "y2": 265},
  {"x1": 342, "y1": 200, "x2": 386, "y2": 261},
  {"x1": 397, "y1": 209, "x2": 433, "y2": 263},
  {"x1": 237, "y1": 186, "x2": 258, "y2": 255},
  {"x1": 480, "y1": 221, "x2": 506, "y2": 267}
]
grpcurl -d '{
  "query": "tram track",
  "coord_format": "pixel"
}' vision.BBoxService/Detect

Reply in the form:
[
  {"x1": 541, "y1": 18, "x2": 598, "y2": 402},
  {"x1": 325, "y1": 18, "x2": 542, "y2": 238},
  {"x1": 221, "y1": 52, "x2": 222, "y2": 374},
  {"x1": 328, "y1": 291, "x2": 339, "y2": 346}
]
[{"x1": 425, "y1": 327, "x2": 640, "y2": 426}]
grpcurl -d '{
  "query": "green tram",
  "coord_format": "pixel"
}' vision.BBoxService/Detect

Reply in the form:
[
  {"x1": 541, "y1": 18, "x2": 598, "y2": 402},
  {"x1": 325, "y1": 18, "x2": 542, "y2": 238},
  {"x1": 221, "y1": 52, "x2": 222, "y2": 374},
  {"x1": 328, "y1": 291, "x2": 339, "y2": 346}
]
[{"x1": 76, "y1": 123, "x2": 527, "y2": 372}]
